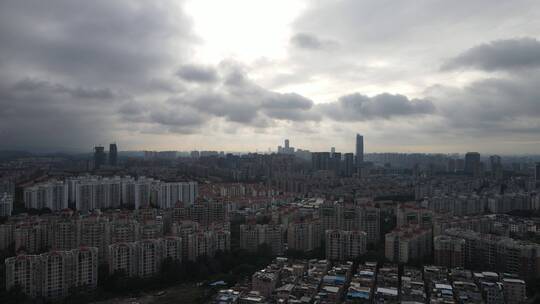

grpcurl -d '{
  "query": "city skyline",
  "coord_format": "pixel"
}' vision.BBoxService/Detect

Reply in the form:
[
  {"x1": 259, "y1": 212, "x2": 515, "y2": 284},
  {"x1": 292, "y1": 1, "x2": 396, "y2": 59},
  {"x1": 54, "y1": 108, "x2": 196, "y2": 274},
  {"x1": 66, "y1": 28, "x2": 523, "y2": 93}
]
[{"x1": 1, "y1": 1, "x2": 540, "y2": 154}]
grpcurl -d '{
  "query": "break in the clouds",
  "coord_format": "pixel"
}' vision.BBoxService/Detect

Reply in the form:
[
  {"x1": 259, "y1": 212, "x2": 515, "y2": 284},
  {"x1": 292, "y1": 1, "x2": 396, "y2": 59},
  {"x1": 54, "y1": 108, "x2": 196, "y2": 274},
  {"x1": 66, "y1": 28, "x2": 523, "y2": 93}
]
[
  {"x1": 443, "y1": 38, "x2": 540, "y2": 71},
  {"x1": 1, "y1": 0, "x2": 540, "y2": 153}
]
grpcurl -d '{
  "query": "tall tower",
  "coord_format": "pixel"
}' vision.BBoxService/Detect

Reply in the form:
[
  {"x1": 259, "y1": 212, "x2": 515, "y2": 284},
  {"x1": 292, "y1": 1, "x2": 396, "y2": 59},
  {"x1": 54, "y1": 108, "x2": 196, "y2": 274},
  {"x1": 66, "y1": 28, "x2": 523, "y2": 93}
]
[
  {"x1": 94, "y1": 146, "x2": 106, "y2": 169},
  {"x1": 109, "y1": 143, "x2": 118, "y2": 166},
  {"x1": 464, "y1": 152, "x2": 481, "y2": 176},
  {"x1": 355, "y1": 134, "x2": 364, "y2": 167},
  {"x1": 284, "y1": 139, "x2": 290, "y2": 149}
]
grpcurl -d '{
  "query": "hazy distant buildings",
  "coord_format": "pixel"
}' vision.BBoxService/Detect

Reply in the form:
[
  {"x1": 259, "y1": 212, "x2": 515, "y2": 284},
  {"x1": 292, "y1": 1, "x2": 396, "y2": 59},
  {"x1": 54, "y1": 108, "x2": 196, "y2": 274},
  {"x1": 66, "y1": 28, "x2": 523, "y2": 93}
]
[
  {"x1": 535, "y1": 163, "x2": 540, "y2": 182},
  {"x1": 344, "y1": 153, "x2": 354, "y2": 177},
  {"x1": 109, "y1": 143, "x2": 118, "y2": 166},
  {"x1": 356, "y1": 134, "x2": 364, "y2": 167},
  {"x1": 465, "y1": 152, "x2": 481, "y2": 176},
  {"x1": 312, "y1": 152, "x2": 330, "y2": 171},
  {"x1": 277, "y1": 139, "x2": 295, "y2": 154},
  {"x1": 94, "y1": 146, "x2": 106, "y2": 169}
]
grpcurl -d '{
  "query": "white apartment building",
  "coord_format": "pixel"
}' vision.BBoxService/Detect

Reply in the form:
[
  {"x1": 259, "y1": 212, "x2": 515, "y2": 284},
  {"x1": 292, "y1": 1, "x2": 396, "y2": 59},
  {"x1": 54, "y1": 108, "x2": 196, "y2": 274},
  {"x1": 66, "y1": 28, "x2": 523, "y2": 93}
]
[
  {"x1": 24, "y1": 180, "x2": 68, "y2": 211},
  {"x1": 157, "y1": 181, "x2": 198, "y2": 208}
]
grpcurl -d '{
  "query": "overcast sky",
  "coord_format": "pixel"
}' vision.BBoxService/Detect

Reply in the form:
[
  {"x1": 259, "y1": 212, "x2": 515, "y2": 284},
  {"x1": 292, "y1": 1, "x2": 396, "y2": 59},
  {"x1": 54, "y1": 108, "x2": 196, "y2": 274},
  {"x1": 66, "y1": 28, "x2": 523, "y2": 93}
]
[{"x1": 1, "y1": 0, "x2": 540, "y2": 154}]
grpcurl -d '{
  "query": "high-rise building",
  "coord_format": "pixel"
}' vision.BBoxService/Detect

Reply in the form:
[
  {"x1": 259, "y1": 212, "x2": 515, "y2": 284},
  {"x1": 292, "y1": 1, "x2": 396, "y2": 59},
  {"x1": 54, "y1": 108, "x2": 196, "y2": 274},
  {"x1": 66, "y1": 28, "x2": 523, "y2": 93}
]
[
  {"x1": 109, "y1": 143, "x2": 118, "y2": 166},
  {"x1": 14, "y1": 220, "x2": 47, "y2": 253},
  {"x1": 49, "y1": 212, "x2": 81, "y2": 251},
  {"x1": 5, "y1": 254, "x2": 41, "y2": 297},
  {"x1": 312, "y1": 152, "x2": 330, "y2": 171},
  {"x1": 331, "y1": 152, "x2": 342, "y2": 175},
  {"x1": 325, "y1": 230, "x2": 367, "y2": 261},
  {"x1": 490, "y1": 155, "x2": 503, "y2": 178},
  {"x1": 162, "y1": 236, "x2": 182, "y2": 262},
  {"x1": 80, "y1": 215, "x2": 111, "y2": 261},
  {"x1": 344, "y1": 153, "x2": 354, "y2": 177},
  {"x1": 535, "y1": 163, "x2": 540, "y2": 182},
  {"x1": 433, "y1": 235, "x2": 465, "y2": 269},
  {"x1": 23, "y1": 180, "x2": 68, "y2": 211},
  {"x1": 356, "y1": 134, "x2": 364, "y2": 167},
  {"x1": 0, "y1": 192, "x2": 13, "y2": 216},
  {"x1": 5, "y1": 248, "x2": 99, "y2": 299},
  {"x1": 464, "y1": 152, "x2": 481, "y2": 176},
  {"x1": 319, "y1": 201, "x2": 380, "y2": 244},
  {"x1": 158, "y1": 182, "x2": 198, "y2": 208},
  {"x1": 278, "y1": 139, "x2": 295, "y2": 154},
  {"x1": 94, "y1": 146, "x2": 106, "y2": 169},
  {"x1": 137, "y1": 239, "x2": 163, "y2": 278},
  {"x1": 384, "y1": 226, "x2": 432, "y2": 263},
  {"x1": 71, "y1": 247, "x2": 99, "y2": 290},
  {"x1": 444, "y1": 228, "x2": 540, "y2": 278},
  {"x1": 108, "y1": 242, "x2": 138, "y2": 277},
  {"x1": 287, "y1": 220, "x2": 322, "y2": 253},
  {"x1": 239, "y1": 223, "x2": 284, "y2": 255}
]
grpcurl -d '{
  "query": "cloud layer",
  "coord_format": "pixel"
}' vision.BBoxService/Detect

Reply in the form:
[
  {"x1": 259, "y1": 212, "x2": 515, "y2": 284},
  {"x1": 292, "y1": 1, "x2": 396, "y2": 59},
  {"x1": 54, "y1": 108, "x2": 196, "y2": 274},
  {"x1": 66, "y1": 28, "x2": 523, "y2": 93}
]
[
  {"x1": 1, "y1": 0, "x2": 540, "y2": 153},
  {"x1": 443, "y1": 38, "x2": 540, "y2": 71}
]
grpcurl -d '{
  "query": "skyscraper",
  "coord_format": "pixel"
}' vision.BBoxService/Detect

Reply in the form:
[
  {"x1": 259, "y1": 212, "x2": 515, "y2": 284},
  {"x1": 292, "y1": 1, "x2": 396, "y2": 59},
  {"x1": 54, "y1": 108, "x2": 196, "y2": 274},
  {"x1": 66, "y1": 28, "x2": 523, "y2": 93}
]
[
  {"x1": 109, "y1": 143, "x2": 118, "y2": 166},
  {"x1": 356, "y1": 134, "x2": 364, "y2": 167},
  {"x1": 464, "y1": 152, "x2": 481, "y2": 176},
  {"x1": 535, "y1": 163, "x2": 540, "y2": 182},
  {"x1": 344, "y1": 153, "x2": 354, "y2": 177},
  {"x1": 94, "y1": 146, "x2": 106, "y2": 169},
  {"x1": 312, "y1": 152, "x2": 330, "y2": 171}
]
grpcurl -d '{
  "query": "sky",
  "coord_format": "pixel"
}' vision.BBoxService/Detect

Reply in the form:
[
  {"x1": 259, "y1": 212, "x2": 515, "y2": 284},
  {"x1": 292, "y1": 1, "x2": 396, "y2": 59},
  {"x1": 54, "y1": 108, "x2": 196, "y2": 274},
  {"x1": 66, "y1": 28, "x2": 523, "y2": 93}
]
[{"x1": 1, "y1": 0, "x2": 540, "y2": 154}]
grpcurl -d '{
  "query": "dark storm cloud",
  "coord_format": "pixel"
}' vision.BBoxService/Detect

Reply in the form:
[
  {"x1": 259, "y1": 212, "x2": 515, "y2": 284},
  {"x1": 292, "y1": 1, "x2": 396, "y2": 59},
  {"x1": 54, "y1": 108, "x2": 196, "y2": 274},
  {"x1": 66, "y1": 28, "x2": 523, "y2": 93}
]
[
  {"x1": 319, "y1": 93, "x2": 435, "y2": 121},
  {"x1": 0, "y1": 0, "x2": 195, "y2": 150},
  {"x1": 442, "y1": 38, "x2": 540, "y2": 71},
  {"x1": 290, "y1": 33, "x2": 337, "y2": 50},
  {"x1": 176, "y1": 64, "x2": 218, "y2": 83},
  {"x1": 0, "y1": 78, "x2": 115, "y2": 151}
]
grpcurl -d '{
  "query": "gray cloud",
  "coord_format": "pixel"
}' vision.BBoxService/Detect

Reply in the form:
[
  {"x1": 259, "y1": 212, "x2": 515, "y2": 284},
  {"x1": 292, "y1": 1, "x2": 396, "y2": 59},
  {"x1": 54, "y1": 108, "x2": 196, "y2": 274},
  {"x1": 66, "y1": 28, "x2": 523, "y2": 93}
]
[
  {"x1": 442, "y1": 38, "x2": 540, "y2": 71},
  {"x1": 429, "y1": 74, "x2": 540, "y2": 135},
  {"x1": 0, "y1": 0, "x2": 196, "y2": 151},
  {"x1": 319, "y1": 93, "x2": 435, "y2": 121},
  {"x1": 0, "y1": 79, "x2": 117, "y2": 151},
  {"x1": 176, "y1": 64, "x2": 218, "y2": 83},
  {"x1": 290, "y1": 33, "x2": 338, "y2": 50}
]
